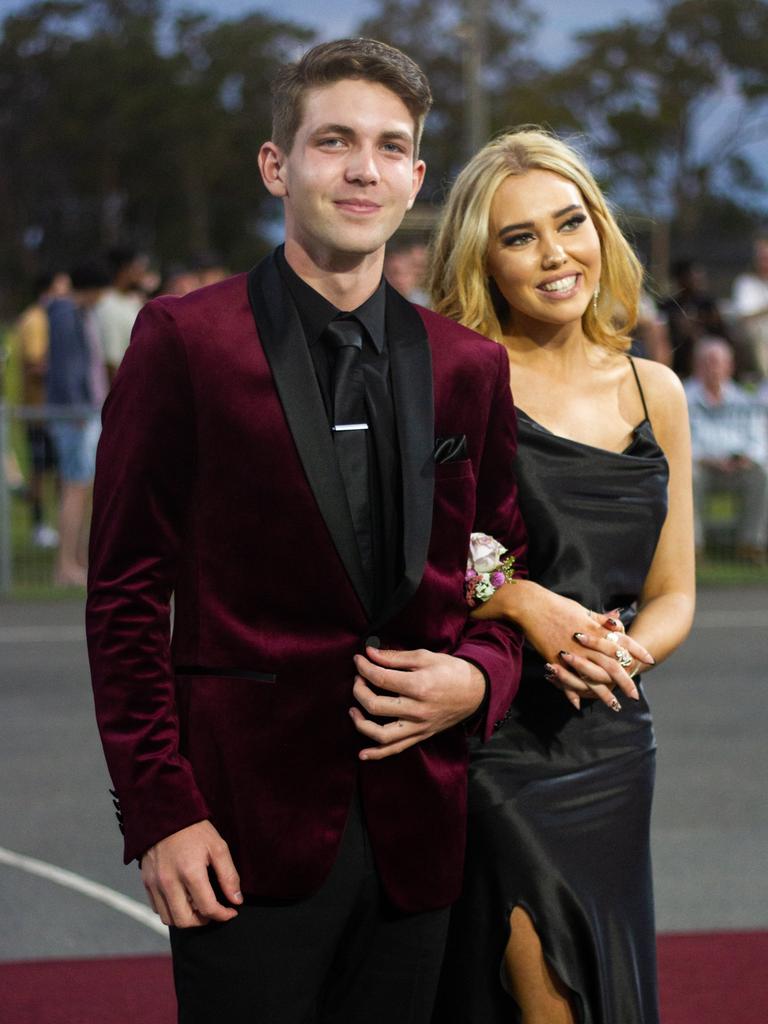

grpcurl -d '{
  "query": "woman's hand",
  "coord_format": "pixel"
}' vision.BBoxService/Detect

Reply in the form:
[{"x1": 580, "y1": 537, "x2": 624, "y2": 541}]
[{"x1": 472, "y1": 581, "x2": 654, "y2": 710}]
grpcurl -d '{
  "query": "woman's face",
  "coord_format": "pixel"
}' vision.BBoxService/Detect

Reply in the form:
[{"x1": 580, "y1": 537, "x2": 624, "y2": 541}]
[{"x1": 485, "y1": 168, "x2": 602, "y2": 329}]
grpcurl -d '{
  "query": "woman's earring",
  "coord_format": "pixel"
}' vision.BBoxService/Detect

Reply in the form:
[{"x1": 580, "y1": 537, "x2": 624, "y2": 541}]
[{"x1": 592, "y1": 283, "x2": 601, "y2": 315}]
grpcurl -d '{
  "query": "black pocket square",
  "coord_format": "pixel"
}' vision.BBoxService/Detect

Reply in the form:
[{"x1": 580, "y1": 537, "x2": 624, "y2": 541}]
[{"x1": 433, "y1": 434, "x2": 468, "y2": 464}]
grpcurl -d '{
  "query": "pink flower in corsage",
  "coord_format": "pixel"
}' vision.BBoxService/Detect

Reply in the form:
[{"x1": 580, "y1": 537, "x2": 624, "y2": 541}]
[
  {"x1": 468, "y1": 533, "x2": 507, "y2": 574},
  {"x1": 465, "y1": 532, "x2": 516, "y2": 608}
]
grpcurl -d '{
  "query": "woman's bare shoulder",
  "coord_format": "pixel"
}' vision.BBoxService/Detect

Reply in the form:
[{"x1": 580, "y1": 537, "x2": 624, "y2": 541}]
[{"x1": 631, "y1": 356, "x2": 688, "y2": 439}]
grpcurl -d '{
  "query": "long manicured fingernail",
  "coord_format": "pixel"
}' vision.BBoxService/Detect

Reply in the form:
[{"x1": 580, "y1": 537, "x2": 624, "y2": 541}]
[
  {"x1": 544, "y1": 663, "x2": 557, "y2": 678},
  {"x1": 606, "y1": 617, "x2": 621, "y2": 628},
  {"x1": 567, "y1": 693, "x2": 581, "y2": 710},
  {"x1": 559, "y1": 650, "x2": 571, "y2": 660},
  {"x1": 609, "y1": 697, "x2": 622, "y2": 712},
  {"x1": 573, "y1": 632, "x2": 586, "y2": 641}
]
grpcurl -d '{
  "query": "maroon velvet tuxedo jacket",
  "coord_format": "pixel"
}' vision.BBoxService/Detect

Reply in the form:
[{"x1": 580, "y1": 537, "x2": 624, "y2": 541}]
[{"x1": 86, "y1": 252, "x2": 527, "y2": 913}]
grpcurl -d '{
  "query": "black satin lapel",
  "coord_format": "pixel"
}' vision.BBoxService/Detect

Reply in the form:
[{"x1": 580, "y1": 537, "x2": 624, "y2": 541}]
[
  {"x1": 246, "y1": 255, "x2": 372, "y2": 617},
  {"x1": 371, "y1": 288, "x2": 435, "y2": 631}
]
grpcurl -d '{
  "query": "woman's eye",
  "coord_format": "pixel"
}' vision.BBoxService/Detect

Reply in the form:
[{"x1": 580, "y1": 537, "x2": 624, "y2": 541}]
[
  {"x1": 502, "y1": 232, "x2": 534, "y2": 247},
  {"x1": 561, "y1": 214, "x2": 587, "y2": 232}
]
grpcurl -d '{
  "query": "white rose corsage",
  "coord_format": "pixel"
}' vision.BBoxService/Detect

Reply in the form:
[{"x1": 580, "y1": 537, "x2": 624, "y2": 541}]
[{"x1": 465, "y1": 532, "x2": 516, "y2": 608}]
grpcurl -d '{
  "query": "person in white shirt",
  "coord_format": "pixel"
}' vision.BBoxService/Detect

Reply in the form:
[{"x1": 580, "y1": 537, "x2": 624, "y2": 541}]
[
  {"x1": 731, "y1": 233, "x2": 768, "y2": 378},
  {"x1": 94, "y1": 248, "x2": 147, "y2": 382},
  {"x1": 685, "y1": 336, "x2": 768, "y2": 563}
]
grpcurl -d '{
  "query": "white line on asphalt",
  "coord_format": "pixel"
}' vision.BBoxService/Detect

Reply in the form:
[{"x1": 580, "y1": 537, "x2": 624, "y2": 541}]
[{"x1": 0, "y1": 845, "x2": 167, "y2": 936}]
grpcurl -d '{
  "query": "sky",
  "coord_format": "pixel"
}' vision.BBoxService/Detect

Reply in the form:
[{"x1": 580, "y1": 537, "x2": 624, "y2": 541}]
[{"x1": 0, "y1": 0, "x2": 660, "y2": 62}]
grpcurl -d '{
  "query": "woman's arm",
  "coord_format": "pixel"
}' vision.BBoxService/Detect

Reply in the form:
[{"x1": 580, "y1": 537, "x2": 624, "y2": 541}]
[
  {"x1": 472, "y1": 358, "x2": 694, "y2": 707},
  {"x1": 472, "y1": 578, "x2": 653, "y2": 709},
  {"x1": 624, "y1": 359, "x2": 696, "y2": 665}
]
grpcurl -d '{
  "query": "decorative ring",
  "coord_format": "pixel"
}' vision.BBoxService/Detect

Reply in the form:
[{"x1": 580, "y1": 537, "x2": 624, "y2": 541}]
[
  {"x1": 605, "y1": 631, "x2": 622, "y2": 644},
  {"x1": 615, "y1": 645, "x2": 633, "y2": 669}
]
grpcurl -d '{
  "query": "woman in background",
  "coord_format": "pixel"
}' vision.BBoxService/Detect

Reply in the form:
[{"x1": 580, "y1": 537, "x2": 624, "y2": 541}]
[{"x1": 430, "y1": 129, "x2": 695, "y2": 1023}]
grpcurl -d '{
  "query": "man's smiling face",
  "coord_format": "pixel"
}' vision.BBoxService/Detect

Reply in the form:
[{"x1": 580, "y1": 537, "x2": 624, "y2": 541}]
[{"x1": 264, "y1": 78, "x2": 426, "y2": 265}]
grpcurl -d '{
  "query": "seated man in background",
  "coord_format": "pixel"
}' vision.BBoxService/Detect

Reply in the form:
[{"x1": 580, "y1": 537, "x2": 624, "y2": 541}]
[{"x1": 685, "y1": 337, "x2": 768, "y2": 564}]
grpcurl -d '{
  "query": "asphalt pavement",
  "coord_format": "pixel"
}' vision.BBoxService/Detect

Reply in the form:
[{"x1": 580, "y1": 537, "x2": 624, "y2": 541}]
[{"x1": 0, "y1": 586, "x2": 766, "y2": 962}]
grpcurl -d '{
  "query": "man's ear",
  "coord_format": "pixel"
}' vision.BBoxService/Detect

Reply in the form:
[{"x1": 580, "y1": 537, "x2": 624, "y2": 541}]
[
  {"x1": 258, "y1": 141, "x2": 288, "y2": 198},
  {"x1": 406, "y1": 158, "x2": 426, "y2": 211}
]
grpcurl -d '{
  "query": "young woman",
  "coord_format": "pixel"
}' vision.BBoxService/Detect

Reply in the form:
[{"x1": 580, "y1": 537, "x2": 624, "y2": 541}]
[{"x1": 429, "y1": 130, "x2": 695, "y2": 1023}]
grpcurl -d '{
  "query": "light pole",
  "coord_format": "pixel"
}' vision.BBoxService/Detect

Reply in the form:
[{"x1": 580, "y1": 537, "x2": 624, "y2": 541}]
[{"x1": 462, "y1": 0, "x2": 490, "y2": 160}]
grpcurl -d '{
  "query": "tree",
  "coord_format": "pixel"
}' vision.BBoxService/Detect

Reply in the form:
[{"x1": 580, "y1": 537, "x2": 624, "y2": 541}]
[
  {"x1": 513, "y1": 0, "x2": 768, "y2": 272},
  {"x1": 0, "y1": 0, "x2": 313, "y2": 313},
  {"x1": 355, "y1": 0, "x2": 541, "y2": 197}
]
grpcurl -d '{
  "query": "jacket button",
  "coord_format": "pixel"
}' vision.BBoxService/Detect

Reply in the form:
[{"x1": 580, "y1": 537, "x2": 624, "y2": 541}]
[{"x1": 364, "y1": 635, "x2": 381, "y2": 649}]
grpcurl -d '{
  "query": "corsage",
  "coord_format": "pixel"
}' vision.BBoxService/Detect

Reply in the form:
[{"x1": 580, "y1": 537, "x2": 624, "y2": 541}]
[{"x1": 465, "y1": 532, "x2": 516, "y2": 608}]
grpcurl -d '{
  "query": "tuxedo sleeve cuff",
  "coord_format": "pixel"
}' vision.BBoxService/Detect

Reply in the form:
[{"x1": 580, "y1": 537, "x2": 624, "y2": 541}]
[{"x1": 453, "y1": 632, "x2": 522, "y2": 742}]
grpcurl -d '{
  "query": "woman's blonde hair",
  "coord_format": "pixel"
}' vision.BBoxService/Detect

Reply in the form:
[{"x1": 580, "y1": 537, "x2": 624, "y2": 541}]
[{"x1": 428, "y1": 127, "x2": 643, "y2": 352}]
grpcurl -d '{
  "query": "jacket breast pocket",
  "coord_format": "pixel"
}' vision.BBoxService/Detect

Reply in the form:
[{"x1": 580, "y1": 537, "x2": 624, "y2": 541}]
[{"x1": 434, "y1": 457, "x2": 474, "y2": 482}]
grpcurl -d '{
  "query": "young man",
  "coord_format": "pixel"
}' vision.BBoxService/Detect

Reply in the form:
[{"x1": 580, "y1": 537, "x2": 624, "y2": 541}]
[{"x1": 87, "y1": 38, "x2": 527, "y2": 1023}]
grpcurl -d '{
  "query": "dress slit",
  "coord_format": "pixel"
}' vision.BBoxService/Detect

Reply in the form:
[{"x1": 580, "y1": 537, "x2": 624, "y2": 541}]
[{"x1": 502, "y1": 899, "x2": 586, "y2": 1023}]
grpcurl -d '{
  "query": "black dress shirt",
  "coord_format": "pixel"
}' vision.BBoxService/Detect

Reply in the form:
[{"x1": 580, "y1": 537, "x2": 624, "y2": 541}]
[{"x1": 275, "y1": 246, "x2": 403, "y2": 615}]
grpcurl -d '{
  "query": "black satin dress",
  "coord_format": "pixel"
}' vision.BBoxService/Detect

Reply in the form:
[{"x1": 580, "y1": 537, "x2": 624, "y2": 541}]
[{"x1": 436, "y1": 368, "x2": 669, "y2": 1024}]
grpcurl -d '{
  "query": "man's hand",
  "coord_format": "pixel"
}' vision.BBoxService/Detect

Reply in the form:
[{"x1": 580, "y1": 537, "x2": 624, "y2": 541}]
[
  {"x1": 349, "y1": 647, "x2": 486, "y2": 762},
  {"x1": 140, "y1": 820, "x2": 243, "y2": 928}
]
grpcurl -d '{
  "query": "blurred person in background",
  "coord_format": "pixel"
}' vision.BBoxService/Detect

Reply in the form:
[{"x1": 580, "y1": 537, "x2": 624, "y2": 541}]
[
  {"x1": 47, "y1": 261, "x2": 109, "y2": 586},
  {"x1": 194, "y1": 252, "x2": 230, "y2": 288},
  {"x1": 384, "y1": 237, "x2": 429, "y2": 303},
  {"x1": 731, "y1": 231, "x2": 768, "y2": 379},
  {"x1": 14, "y1": 270, "x2": 70, "y2": 547},
  {"x1": 685, "y1": 336, "x2": 768, "y2": 565},
  {"x1": 662, "y1": 258, "x2": 731, "y2": 379},
  {"x1": 95, "y1": 246, "x2": 147, "y2": 382},
  {"x1": 632, "y1": 288, "x2": 672, "y2": 366},
  {"x1": 158, "y1": 262, "x2": 201, "y2": 296}
]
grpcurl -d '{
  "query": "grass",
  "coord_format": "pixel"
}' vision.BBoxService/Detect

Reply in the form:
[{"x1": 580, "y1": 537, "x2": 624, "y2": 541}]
[{"x1": 696, "y1": 555, "x2": 768, "y2": 587}]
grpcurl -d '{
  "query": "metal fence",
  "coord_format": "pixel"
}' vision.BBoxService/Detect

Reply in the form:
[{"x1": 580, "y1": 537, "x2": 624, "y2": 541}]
[{"x1": 2, "y1": 400, "x2": 768, "y2": 596}]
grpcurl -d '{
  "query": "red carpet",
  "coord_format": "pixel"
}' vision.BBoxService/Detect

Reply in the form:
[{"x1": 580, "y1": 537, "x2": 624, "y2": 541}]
[
  {"x1": 657, "y1": 931, "x2": 768, "y2": 1024},
  {"x1": 0, "y1": 932, "x2": 765, "y2": 1022}
]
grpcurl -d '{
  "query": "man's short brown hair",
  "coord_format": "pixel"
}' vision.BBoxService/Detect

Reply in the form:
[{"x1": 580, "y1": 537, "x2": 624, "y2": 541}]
[{"x1": 270, "y1": 38, "x2": 432, "y2": 156}]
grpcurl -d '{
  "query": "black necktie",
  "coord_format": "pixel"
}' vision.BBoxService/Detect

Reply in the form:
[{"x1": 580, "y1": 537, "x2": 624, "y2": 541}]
[{"x1": 322, "y1": 317, "x2": 373, "y2": 589}]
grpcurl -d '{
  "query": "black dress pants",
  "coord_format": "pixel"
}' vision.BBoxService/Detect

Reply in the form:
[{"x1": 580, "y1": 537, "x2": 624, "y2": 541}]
[{"x1": 170, "y1": 795, "x2": 450, "y2": 1023}]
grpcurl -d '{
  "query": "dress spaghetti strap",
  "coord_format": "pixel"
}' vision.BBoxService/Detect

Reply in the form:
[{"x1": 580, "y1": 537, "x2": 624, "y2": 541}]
[{"x1": 628, "y1": 356, "x2": 651, "y2": 423}]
